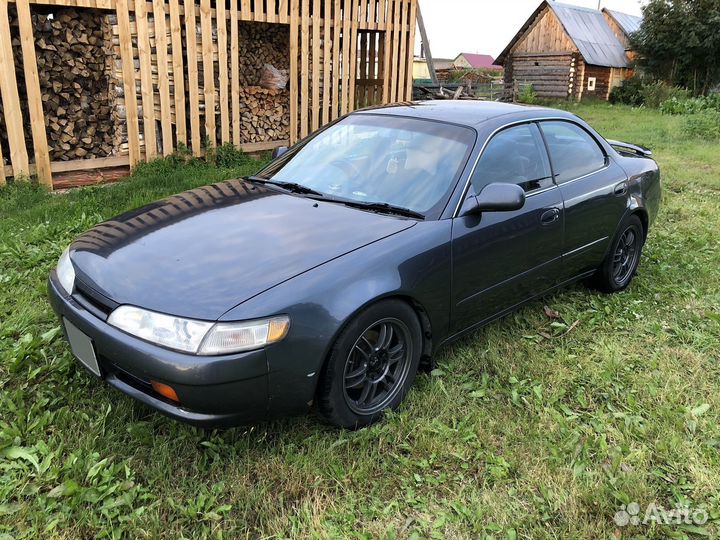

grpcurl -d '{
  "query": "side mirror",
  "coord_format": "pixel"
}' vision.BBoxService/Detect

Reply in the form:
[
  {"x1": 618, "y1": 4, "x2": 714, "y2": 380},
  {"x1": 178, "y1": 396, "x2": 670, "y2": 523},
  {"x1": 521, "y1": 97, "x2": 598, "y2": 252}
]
[
  {"x1": 271, "y1": 146, "x2": 289, "y2": 159},
  {"x1": 463, "y1": 182, "x2": 526, "y2": 215}
]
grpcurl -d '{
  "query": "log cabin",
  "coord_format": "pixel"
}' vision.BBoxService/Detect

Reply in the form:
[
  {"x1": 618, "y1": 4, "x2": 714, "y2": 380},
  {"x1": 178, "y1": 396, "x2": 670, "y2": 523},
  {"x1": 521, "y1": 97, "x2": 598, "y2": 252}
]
[{"x1": 495, "y1": 0, "x2": 641, "y2": 101}]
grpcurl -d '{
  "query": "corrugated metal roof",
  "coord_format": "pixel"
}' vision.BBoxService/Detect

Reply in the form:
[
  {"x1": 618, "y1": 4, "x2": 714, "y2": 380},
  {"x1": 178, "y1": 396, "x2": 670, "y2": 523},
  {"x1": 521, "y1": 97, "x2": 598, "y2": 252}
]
[
  {"x1": 549, "y1": 1, "x2": 630, "y2": 67},
  {"x1": 605, "y1": 9, "x2": 643, "y2": 36}
]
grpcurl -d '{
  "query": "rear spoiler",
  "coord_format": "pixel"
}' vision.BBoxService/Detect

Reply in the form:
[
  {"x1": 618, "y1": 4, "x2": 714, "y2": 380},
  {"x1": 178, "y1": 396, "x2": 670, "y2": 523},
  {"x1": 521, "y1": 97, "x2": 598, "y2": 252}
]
[{"x1": 606, "y1": 139, "x2": 653, "y2": 157}]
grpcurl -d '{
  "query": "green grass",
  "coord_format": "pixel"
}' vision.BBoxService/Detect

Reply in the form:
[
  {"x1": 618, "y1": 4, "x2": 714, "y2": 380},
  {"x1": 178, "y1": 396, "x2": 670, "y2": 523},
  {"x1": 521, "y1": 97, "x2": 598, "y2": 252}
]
[{"x1": 1, "y1": 104, "x2": 719, "y2": 539}]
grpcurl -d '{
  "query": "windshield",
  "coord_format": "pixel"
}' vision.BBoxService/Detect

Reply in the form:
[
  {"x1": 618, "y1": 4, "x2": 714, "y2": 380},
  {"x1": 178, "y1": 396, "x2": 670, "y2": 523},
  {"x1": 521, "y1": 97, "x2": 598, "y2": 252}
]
[{"x1": 257, "y1": 114, "x2": 476, "y2": 218}]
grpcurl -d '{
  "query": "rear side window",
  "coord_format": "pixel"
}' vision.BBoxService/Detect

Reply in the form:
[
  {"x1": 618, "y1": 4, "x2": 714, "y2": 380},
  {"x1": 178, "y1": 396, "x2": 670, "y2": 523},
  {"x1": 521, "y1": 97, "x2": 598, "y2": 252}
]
[
  {"x1": 470, "y1": 123, "x2": 553, "y2": 194},
  {"x1": 540, "y1": 121, "x2": 606, "y2": 184}
]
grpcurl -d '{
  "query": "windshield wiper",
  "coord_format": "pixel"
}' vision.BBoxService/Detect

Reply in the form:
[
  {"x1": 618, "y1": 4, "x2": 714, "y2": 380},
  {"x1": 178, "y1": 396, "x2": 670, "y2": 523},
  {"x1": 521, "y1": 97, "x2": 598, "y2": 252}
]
[
  {"x1": 245, "y1": 176, "x2": 325, "y2": 197},
  {"x1": 335, "y1": 200, "x2": 425, "y2": 220}
]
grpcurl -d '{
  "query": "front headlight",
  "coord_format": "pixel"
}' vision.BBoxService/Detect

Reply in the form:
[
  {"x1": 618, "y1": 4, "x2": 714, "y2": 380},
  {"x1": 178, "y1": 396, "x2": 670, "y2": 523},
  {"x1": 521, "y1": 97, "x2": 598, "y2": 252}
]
[
  {"x1": 107, "y1": 305, "x2": 290, "y2": 355},
  {"x1": 56, "y1": 247, "x2": 75, "y2": 295}
]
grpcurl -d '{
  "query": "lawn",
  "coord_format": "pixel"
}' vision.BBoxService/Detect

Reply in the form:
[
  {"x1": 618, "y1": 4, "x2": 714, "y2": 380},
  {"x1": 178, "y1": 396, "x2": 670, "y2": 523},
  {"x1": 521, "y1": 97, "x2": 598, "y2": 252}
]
[{"x1": 1, "y1": 103, "x2": 719, "y2": 539}]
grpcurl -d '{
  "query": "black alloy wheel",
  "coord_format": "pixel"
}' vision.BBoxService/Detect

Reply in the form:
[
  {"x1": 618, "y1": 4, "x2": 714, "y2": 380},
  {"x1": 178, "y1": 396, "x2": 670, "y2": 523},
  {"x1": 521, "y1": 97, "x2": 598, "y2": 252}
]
[
  {"x1": 343, "y1": 318, "x2": 413, "y2": 415},
  {"x1": 317, "y1": 299, "x2": 422, "y2": 428},
  {"x1": 591, "y1": 214, "x2": 644, "y2": 293}
]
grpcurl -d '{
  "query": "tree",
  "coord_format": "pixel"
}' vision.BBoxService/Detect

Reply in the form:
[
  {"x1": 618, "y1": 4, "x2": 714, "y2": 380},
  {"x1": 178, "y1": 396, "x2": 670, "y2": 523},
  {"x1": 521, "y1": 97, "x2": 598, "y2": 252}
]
[{"x1": 631, "y1": 0, "x2": 720, "y2": 94}]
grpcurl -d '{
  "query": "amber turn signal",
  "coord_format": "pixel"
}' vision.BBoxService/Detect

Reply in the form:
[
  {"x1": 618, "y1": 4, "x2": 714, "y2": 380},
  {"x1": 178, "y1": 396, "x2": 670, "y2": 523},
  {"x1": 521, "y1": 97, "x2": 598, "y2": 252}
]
[{"x1": 151, "y1": 380, "x2": 180, "y2": 403}]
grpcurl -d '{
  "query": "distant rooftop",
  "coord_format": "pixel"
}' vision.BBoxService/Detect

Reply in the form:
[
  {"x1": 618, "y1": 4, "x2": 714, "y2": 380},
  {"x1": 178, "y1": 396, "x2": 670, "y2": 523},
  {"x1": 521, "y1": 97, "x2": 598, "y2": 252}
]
[{"x1": 454, "y1": 53, "x2": 503, "y2": 70}]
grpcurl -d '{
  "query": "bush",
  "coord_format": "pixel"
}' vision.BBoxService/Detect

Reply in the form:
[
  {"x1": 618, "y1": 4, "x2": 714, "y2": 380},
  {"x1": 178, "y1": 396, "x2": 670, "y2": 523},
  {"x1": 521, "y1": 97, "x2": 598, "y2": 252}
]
[
  {"x1": 609, "y1": 76, "x2": 645, "y2": 106},
  {"x1": 683, "y1": 111, "x2": 720, "y2": 140},
  {"x1": 518, "y1": 84, "x2": 538, "y2": 105},
  {"x1": 660, "y1": 94, "x2": 720, "y2": 115},
  {"x1": 639, "y1": 82, "x2": 689, "y2": 108},
  {"x1": 609, "y1": 77, "x2": 689, "y2": 108}
]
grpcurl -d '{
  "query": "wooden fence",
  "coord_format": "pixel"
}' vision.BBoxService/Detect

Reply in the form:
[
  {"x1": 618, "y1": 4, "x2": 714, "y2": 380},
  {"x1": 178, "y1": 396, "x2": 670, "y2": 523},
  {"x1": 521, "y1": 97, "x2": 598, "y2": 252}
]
[{"x1": 0, "y1": 0, "x2": 417, "y2": 188}]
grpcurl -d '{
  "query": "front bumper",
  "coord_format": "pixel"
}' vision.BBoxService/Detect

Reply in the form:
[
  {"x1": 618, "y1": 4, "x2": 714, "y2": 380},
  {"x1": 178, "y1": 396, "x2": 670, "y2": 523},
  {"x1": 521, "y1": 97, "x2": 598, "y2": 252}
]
[{"x1": 48, "y1": 272, "x2": 270, "y2": 427}]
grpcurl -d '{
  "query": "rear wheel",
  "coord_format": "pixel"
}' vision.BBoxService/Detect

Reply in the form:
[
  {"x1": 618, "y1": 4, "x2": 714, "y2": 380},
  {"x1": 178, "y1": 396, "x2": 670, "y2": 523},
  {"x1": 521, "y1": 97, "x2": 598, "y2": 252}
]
[
  {"x1": 591, "y1": 215, "x2": 644, "y2": 293},
  {"x1": 317, "y1": 300, "x2": 422, "y2": 429}
]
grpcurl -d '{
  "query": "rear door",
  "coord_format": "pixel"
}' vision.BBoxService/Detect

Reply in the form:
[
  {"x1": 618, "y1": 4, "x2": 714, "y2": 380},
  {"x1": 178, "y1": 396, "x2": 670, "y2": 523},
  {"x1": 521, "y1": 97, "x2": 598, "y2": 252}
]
[
  {"x1": 539, "y1": 120, "x2": 629, "y2": 279},
  {"x1": 450, "y1": 123, "x2": 564, "y2": 334}
]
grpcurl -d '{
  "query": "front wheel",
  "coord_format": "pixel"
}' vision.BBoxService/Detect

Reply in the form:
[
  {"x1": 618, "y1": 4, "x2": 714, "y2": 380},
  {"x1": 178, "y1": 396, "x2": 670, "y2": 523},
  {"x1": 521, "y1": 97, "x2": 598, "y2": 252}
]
[
  {"x1": 591, "y1": 215, "x2": 644, "y2": 293},
  {"x1": 317, "y1": 300, "x2": 422, "y2": 429}
]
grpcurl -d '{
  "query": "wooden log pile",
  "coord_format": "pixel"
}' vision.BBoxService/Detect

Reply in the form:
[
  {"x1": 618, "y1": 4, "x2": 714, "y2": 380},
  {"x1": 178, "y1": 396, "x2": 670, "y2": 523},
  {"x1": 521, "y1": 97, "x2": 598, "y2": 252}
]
[
  {"x1": 238, "y1": 23, "x2": 290, "y2": 87},
  {"x1": 237, "y1": 86, "x2": 289, "y2": 143},
  {"x1": 0, "y1": 8, "x2": 119, "y2": 162}
]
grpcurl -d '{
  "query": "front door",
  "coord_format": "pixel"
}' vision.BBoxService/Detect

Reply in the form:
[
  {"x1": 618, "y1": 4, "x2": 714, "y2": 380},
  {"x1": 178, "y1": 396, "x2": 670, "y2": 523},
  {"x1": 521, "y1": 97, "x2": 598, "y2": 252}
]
[{"x1": 451, "y1": 123, "x2": 564, "y2": 334}]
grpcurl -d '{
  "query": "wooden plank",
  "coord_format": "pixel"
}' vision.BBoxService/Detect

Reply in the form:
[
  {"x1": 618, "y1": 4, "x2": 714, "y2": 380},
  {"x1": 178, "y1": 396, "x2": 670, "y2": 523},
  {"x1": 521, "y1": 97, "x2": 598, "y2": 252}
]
[
  {"x1": 278, "y1": 0, "x2": 288, "y2": 23},
  {"x1": 266, "y1": 0, "x2": 276, "y2": 22},
  {"x1": 217, "y1": 0, "x2": 229, "y2": 144},
  {"x1": 169, "y1": 0, "x2": 186, "y2": 145},
  {"x1": 239, "y1": 139, "x2": 290, "y2": 152},
  {"x1": 153, "y1": 0, "x2": 173, "y2": 155},
  {"x1": 358, "y1": 31, "x2": 367, "y2": 107},
  {"x1": 135, "y1": 0, "x2": 157, "y2": 158},
  {"x1": 415, "y1": 2, "x2": 436, "y2": 84},
  {"x1": 340, "y1": 0, "x2": 351, "y2": 114},
  {"x1": 389, "y1": 0, "x2": 400, "y2": 101},
  {"x1": 16, "y1": 0, "x2": 51, "y2": 186},
  {"x1": 300, "y1": 0, "x2": 309, "y2": 137},
  {"x1": 397, "y1": 0, "x2": 407, "y2": 101},
  {"x1": 200, "y1": 0, "x2": 216, "y2": 147},
  {"x1": 381, "y1": 0, "x2": 392, "y2": 101},
  {"x1": 0, "y1": 0, "x2": 29, "y2": 176},
  {"x1": 331, "y1": 0, "x2": 341, "y2": 119},
  {"x1": 289, "y1": 0, "x2": 299, "y2": 143},
  {"x1": 230, "y1": 0, "x2": 240, "y2": 145},
  {"x1": 0, "y1": 142, "x2": 5, "y2": 185},
  {"x1": 311, "y1": 0, "x2": 320, "y2": 131},
  {"x1": 254, "y1": 0, "x2": 264, "y2": 21},
  {"x1": 240, "y1": 0, "x2": 250, "y2": 20},
  {"x1": 368, "y1": 0, "x2": 375, "y2": 29},
  {"x1": 322, "y1": 0, "x2": 331, "y2": 125},
  {"x1": 184, "y1": 0, "x2": 201, "y2": 153},
  {"x1": 115, "y1": 0, "x2": 141, "y2": 165},
  {"x1": 368, "y1": 30, "x2": 376, "y2": 104},
  {"x1": 404, "y1": 0, "x2": 416, "y2": 100},
  {"x1": 348, "y1": 0, "x2": 359, "y2": 110}
]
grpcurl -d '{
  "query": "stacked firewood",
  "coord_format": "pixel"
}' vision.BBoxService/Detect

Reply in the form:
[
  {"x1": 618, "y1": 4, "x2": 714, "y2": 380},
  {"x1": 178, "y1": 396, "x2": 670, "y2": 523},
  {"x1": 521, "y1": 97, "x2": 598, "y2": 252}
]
[
  {"x1": 238, "y1": 23, "x2": 290, "y2": 87},
  {"x1": 237, "y1": 87, "x2": 289, "y2": 143},
  {"x1": 33, "y1": 9, "x2": 116, "y2": 160}
]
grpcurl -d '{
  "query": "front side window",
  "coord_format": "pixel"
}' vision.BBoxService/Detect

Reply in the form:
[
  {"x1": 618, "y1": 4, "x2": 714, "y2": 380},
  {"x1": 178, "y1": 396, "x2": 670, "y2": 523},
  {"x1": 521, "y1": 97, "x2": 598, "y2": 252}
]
[
  {"x1": 470, "y1": 123, "x2": 553, "y2": 194},
  {"x1": 258, "y1": 114, "x2": 476, "y2": 218},
  {"x1": 540, "y1": 121, "x2": 606, "y2": 184}
]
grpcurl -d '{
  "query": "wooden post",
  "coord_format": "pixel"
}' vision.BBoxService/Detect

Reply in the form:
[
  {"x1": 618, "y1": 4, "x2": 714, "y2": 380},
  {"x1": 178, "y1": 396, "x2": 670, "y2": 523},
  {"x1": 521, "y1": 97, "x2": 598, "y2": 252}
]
[
  {"x1": 300, "y1": 0, "x2": 309, "y2": 136},
  {"x1": 230, "y1": 0, "x2": 241, "y2": 145},
  {"x1": 0, "y1": 0, "x2": 30, "y2": 177},
  {"x1": 169, "y1": 0, "x2": 187, "y2": 145},
  {"x1": 153, "y1": 0, "x2": 173, "y2": 155},
  {"x1": 289, "y1": 0, "x2": 299, "y2": 143},
  {"x1": 331, "y1": 0, "x2": 341, "y2": 120},
  {"x1": 217, "y1": 0, "x2": 230, "y2": 144},
  {"x1": 116, "y1": 0, "x2": 140, "y2": 165},
  {"x1": 135, "y1": 0, "x2": 157, "y2": 158},
  {"x1": 322, "y1": 0, "x2": 332, "y2": 124},
  {"x1": 200, "y1": 0, "x2": 216, "y2": 147},
  {"x1": 405, "y1": 0, "x2": 417, "y2": 100},
  {"x1": 311, "y1": 0, "x2": 320, "y2": 131},
  {"x1": 415, "y1": 2, "x2": 436, "y2": 84},
  {"x1": 16, "y1": 0, "x2": 52, "y2": 186},
  {"x1": 184, "y1": 0, "x2": 201, "y2": 154}
]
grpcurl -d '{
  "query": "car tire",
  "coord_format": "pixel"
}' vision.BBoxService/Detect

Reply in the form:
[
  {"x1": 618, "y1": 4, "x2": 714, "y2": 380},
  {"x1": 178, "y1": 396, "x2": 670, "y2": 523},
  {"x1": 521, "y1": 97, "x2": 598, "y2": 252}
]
[
  {"x1": 317, "y1": 299, "x2": 423, "y2": 429},
  {"x1": 591, "y1": 215, "x2": 644, "y2": 293}
]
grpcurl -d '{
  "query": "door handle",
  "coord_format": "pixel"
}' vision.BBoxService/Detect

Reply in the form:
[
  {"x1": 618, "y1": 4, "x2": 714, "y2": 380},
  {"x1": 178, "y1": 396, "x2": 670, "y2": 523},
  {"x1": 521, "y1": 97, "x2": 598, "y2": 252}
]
[
  {"x1": 540, "y1": 207, "x2": 560, "y2": 225},
  {"x1": 614, "y1": 182, "x2": 628, "y2": 196}
]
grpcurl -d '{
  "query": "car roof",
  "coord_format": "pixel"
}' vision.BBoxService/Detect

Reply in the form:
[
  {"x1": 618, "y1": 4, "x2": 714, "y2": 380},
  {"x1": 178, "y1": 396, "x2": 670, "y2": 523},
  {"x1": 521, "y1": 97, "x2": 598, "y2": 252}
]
[{"x1": 354, "y1": 100, "x2": 573, "y2": 127}]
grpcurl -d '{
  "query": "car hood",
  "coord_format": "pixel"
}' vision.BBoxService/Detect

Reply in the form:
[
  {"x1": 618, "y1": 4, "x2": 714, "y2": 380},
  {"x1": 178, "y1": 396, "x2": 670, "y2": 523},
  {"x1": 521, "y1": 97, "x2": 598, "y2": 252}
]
[{"x1": 69, "y1": 180, "x2": 416, "y2": 320}]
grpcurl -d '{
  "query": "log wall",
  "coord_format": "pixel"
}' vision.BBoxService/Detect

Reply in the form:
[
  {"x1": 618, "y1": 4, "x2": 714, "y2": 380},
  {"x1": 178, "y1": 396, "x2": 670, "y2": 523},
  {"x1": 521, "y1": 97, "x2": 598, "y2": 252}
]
[{"x1": 0, "y1": 0, "x2": 417, "y2": 188}]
